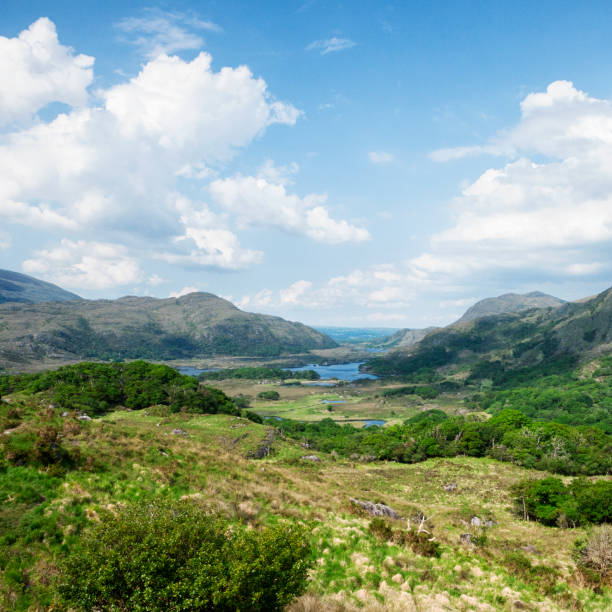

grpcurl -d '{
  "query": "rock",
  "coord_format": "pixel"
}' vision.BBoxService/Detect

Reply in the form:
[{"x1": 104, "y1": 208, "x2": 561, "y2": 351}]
[
  {"x1": 360, "y1": 454, "x2": 377, "y2": 462},
  {"x1": 301, "y1": 454, "x2": 321, "y2": 462},
  {"x1": 513, "y1": 601, "x2": 527, "y2": 609},
  {"x1": 471, "y1": 516, "x2": 496, "y2": 528},
  {"x1": 442, "y1": 482, "x2": 458, "y2": 492},
  {"x1": 61, "y1": 411, "x2": 70, "y2": 417},
  {"x1": 350, "y1": 498, "x2": 400, "y2": 519},
  {"x1": 300, "y1": 442, "x2": 311, "y2": 449},
  {"x1": 77, "y1": 414, "x2": 92, "y2": 421},
  {"x1": 460, "y1": 533, "x2": 473, "y2": 545},
  {"x1": 172, "y1": 428, "x2": 188, "y2": 436}
]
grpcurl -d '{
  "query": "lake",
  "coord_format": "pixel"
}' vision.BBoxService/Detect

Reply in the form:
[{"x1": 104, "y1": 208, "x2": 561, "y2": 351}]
[
  {"x1": 289, "y1": 362, "x2": 377, "y2": 382},
  {"x1": 176, "y1": 366, "x2": 219, "y2": 377}
]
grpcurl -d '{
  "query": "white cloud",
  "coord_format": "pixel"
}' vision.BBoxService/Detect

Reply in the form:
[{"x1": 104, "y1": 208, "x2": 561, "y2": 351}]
[
  {"x1": 147, "y1": 274, "x2": 165, "y2": 286},
  {"x1": 116, "y1": 8, "x2": 220, "y2": 58},
  {"x1": 169, "y1": 286, "x2": 201, "y2": 298},
  {"x1": 210, "y1": 169, "x2": 370, "y2": 244},
  {"x1": 103, "y1": 52, "x2": 299, "y2": 157},
  {"x1": 158, "y1": 195, "x2": 263, "y2": 270},
  {"x1": 306, "y1": 37, "x2": 356, "y2": 55},
  {"x1": 0, "y1": 17, "x2": 93, "y2": 125},
  {"x1": 22, "y1": 239, "x2": 142, "y2": 289},
  {"x1": 368, "y1": 151, "x2": 394, "y2": 164},
  {"x1": 280, "y1": 280, "x2": 312, "y2": 305},
  {"x1": 418, "y1": 80, "x2": 612, "y2": 283},
  {"x1": 0, "y1": 20, "x2": 305, "y2": 286}
]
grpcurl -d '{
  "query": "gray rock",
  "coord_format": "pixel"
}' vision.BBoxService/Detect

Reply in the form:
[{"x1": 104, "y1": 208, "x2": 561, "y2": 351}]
[
  {"x1": 77, "y1": 414, "x2": 92, "y2": 421},
  {"x1": 61, "y1": 411, "x2": 70, "y2": 417},
  {"x1": 172, "y1": 428, "x2": 188, "y2": 436},
  {"x1": 470, "y1": 516, "x2": 496, "y2": 528},
  {"x1": 460, "y1": 533, "x2": 473, "y2": 545},
  {"x1": 301, "y1": 454, "x2": 321, "y2": 462},
  {"x1": 351, "y1": 498, "x2": 400, "y2": 519},
  {"x1": 442, "y1": 482, "x2": 458, "y2": 492}
]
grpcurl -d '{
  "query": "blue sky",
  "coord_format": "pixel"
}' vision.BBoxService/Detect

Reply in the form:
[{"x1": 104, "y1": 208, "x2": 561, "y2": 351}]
[{"x1": 2, "y1": 1, "x2": 612, "y2": 327}]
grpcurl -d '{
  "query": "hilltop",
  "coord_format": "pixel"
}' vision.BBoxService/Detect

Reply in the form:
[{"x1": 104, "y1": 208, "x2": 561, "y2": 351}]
[
  {"x1": 0, "y1": 270, "x2": 82, "y2": 305},
  {"x1": 456, "y1": 291, "x2": 565, "y2": 324},
  {"x1": 367, "y1": 285, "x2": 612, "y2": 380},
  {"x1": 0, "y1": 292, "x2": 336, "y2": 370}
]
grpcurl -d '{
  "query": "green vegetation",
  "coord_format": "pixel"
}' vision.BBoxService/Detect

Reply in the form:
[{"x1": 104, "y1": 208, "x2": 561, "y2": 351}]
[
  {"x1": 276, "y1": 409, "x2": 612, "y2": 475},
  {"x1": 512, "y1": 477, "x2": 612, "y2": 526},
  {"x1": 258, "y1": 390, "x2": 280, "y2": 400},
  {"x1": 198, "y1": 366, "x2": 320, "y2": 381},
  {"x1": 0, "y1": 360, "x2": 238, "y2": 417},
  {"x1": 59, "y1": 498, "x2": 311, "y2": 611},
  {"x1": 2, "y1": 360, "x2": 612, "y2": 610}
]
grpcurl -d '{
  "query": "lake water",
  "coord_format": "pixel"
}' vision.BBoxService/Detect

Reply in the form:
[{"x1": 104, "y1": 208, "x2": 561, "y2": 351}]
[
  {"x1": 364, "y1": 419, "x2": 386, "y2": 427},
  {"x1": 289, "y1": 362, "x2": 377, "y2": 381}
]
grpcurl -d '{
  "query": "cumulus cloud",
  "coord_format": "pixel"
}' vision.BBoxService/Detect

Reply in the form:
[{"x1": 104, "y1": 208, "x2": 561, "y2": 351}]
[
  {"x1": 209, "y1": 169, "x2": 370, "y2": 244},
  {"x1": 22, "y1": 239, "x2": 142, "y2": 289},
  {"x1": 0, "y1": 17, "x2": 93, "y2": 125},
  {"x1": 116, "y1": 8, "x2": 220, "y2": 59},
  {"x1": 306, "y1": 37, "x2": 356, "y2": 55},
  {"x1": 368, "y1": 151, "x2": 394, "y2": 164},
  {"x1": 419, "y1": 80, "x2": 612, "y2": 284},
  {"x1": 0, "y1": 19, "x2": 308, "y2": 287}
]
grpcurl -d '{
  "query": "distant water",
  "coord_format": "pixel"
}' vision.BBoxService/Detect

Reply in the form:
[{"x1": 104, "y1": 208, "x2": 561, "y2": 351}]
[
  {"x1": 177, "y1": 366, "x2": 219, "y2": 377},
  {"x1": 364, "y1": 419, "x2": 386, "y2": 427},
  {"x1": 289, "y1": 362, "x2": 377, "y2": 381}
]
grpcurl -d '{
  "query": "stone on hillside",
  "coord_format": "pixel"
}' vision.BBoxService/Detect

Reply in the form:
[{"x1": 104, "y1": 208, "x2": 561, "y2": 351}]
[
  {"x1": 77, "y1": 414, "x2": 92, "y2": 421},
  {"x1": 351, "y1": 498, "x2": 400, "y2": 519},
  {"x1": 301, "y1": 454, "x2": 321, "y2": 462},
  {"x1": 442, "y1": 482, "x2": 458, "y2": 492},
  {"x1": 460, "y1": 533, "x2": 473, "y2": 545},
  {"x1": 471, "y1": 516, "x2": 496, "y2": 528},
  {"x1": 172, "y1": 428, "x2": 188, "y2": 436}
]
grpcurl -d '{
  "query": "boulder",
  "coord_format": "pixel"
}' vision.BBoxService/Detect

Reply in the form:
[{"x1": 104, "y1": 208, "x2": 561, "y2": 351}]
[
  {"x1": 301, "y1": 454, "x2": 321, "y2": 462},
  {"x1": 351, "y1": 498, "x2": 400, "y2": 519}
]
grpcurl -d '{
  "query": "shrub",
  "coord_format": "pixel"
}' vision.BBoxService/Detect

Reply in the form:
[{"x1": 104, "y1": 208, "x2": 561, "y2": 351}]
[
  {"x1": 258, "y1": 390, "x2": 280, "y2": 401},
  {"x1": 575, "y1": 524, "x2": 612, "y2": 585},
  {"x1": 58, "y1": 499, "x2": 311, "y2": 611}
]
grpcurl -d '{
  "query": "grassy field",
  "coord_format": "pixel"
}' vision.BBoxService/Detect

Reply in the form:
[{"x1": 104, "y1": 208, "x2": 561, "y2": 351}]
[
  {"x1": 212, "y1": 377, "x2": 467, "y2": 427},
  {"x1": 1, "y1": 390, "x2": 611, "y2": 611}
]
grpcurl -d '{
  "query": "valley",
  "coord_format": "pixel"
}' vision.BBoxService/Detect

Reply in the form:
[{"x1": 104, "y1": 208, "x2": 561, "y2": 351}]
[{"x1": 1, "y1": 280, "x2": 612, "y2": 610}]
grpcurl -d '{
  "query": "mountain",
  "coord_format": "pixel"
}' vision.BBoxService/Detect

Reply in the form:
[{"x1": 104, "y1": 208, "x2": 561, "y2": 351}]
[
  {"x1": 0, "y1": 269, "x2": 82, "y2": 304},
  {"x1": 374, "y1": 327, "x2": 438, "y2": 349},
  {"x1": 456, "y1": 291, "x2": 565, "y2": 323},
  {"x1": 0, "y1": 292, "x2": 337, "y2": 369},
  {"x1": 367, "y1": 286, "x2": 612, "y2": 380}
]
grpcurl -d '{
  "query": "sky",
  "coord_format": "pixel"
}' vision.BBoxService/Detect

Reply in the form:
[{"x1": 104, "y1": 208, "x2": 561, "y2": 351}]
[{"x1": 2, "y1": 1, "x2": 612, "y2": 328}]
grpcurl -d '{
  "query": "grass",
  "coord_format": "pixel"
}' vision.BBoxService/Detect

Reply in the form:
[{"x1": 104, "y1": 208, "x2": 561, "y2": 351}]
[{"x1": 1, "y1": 390, "x2": 611, "y2": 610}]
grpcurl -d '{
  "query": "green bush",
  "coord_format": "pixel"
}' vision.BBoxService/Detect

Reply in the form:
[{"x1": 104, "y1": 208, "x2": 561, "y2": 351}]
[
  {"x1": 257, "y1": 390, "x2": 280, "y2": 401},
  {"x1": 58, "y1": 499, "x2": 311, "y2": 611}
]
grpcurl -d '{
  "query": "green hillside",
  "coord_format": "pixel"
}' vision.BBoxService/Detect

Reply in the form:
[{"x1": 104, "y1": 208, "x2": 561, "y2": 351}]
[
  {"x1": 367, "y1": 285, "x2": 612, "y2": 381},
  {"x1": 1, "y1": 362, "x2": 611, "y2": 610},
  {"x1": 0, "y1": 292, "x2": 337, "y2": 370}
]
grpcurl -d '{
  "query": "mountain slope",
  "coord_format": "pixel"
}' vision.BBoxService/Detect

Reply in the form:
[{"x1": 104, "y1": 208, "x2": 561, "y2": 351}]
[
  {"x1": 456, "y1": 291, "x2": 565, "y2": 323},
  {"x1": 0, "y1": 292, "x2": 337, "y2": 369},
  {"x1": 0, "y1": 269, "x2": 82, "y2": 304},
  {"x1": 367, "y1": 286, "x2": 612, "y2": 379},
  {"x1": 374, "y1": 327, "x2": 438, "y2": 349}
]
